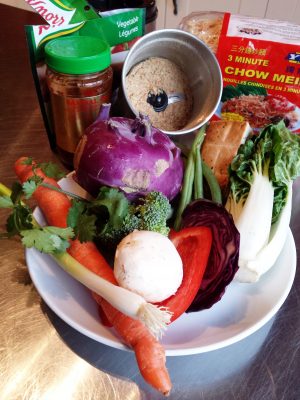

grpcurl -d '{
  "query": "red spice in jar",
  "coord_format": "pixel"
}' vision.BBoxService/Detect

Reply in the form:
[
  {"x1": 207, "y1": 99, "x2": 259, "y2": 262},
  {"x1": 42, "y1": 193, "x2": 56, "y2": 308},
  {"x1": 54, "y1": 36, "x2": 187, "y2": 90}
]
[{"x1": 45, "y1": 36, "x2": 113, "y2": 169}]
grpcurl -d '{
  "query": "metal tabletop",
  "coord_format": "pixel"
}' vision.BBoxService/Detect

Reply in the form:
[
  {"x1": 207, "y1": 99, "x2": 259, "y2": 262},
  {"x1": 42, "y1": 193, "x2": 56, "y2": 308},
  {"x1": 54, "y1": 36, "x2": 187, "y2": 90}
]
[{"x1": 0, "y1": 4, "x2": 299, "y2": 400}]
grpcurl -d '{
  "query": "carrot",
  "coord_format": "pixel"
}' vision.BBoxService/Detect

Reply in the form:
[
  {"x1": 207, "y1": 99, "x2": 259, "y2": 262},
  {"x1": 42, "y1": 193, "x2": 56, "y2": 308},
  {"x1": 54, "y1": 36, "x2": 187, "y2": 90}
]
[
  {"x1": 14, "y1": 157, "x2": 71, "y2": 228},
  {"x1": 68, "y1": 239, "x2": 171, "y2": 395},
  {"x1": 14, "y1": 157, "x2": 172, "y2": 396},
  {"x1": 100, "y1": 300, "x2": 171, "y2": 396}
]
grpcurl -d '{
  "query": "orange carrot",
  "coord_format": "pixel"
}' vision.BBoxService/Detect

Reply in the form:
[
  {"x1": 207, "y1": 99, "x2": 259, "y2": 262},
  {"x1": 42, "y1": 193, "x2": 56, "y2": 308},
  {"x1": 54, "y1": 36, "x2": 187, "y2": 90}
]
[
  {"x1": 101, "y1": 300, "x2": 171, "y2": 396},
  {"x1": 68, "y1": 239, "x2": 171, "y2": 395},
  {"x1": 14, "y1": 157, "x2": 172, "y2": 396},
  {"x1": 14, "y1": 157, "x2": 71, "y2": 228}
]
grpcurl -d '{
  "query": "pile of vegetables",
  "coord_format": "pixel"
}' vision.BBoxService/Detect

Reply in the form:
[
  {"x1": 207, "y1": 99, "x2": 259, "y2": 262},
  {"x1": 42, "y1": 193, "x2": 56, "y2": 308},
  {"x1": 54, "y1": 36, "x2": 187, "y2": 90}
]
[
  {"x1": 226, "y1": 121, "x2": 300, "y2": 282},
  {"x1": 172, "y1": 126, "x2": 240, "y2": 311},
  {"x1": 1, "y1": 104, "x2": 299, "y2": 396}
]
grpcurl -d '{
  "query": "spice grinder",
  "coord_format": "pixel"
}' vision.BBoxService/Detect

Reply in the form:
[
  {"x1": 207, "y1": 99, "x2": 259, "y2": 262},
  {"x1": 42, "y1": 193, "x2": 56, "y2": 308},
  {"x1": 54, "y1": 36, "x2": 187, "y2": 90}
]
[{"x1": 121, "y1": 29, "x2": 223, "y2": 135}]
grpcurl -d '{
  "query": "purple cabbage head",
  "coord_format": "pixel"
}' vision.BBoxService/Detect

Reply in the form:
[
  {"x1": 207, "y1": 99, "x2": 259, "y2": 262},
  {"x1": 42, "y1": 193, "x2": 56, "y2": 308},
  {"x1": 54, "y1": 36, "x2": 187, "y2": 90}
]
[
  {"x1": 181, "y1": 199, "x2": 240, "y2": 311},
  {"x1": 74, "y1": 104, "x2": 183, "y2": 200}
]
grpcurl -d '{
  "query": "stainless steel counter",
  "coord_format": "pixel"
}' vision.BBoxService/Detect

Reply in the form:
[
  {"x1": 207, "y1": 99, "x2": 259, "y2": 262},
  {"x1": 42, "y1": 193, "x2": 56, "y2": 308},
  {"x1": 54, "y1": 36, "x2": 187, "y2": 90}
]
[{"x1": 0, "y1": 4, "x2": 299, "y2": 399}]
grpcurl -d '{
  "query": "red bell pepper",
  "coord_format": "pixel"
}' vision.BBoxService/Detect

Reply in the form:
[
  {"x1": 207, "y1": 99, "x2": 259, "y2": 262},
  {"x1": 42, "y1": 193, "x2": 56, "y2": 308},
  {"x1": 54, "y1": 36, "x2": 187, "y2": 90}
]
[{"x1": 157, "y1": 226, "x2": 212, "y2": 323}]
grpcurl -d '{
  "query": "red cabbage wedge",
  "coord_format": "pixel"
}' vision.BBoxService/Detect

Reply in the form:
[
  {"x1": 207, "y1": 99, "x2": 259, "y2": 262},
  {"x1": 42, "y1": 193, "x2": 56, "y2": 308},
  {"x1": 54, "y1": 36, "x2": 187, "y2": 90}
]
[{"x1": 181, "y1": 199, "x2": 240, "y2": 311}]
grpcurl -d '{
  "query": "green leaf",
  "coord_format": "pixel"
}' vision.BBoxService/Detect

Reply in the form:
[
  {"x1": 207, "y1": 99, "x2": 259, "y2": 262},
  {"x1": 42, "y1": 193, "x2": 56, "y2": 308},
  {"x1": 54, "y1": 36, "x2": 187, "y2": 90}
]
[
  {"x1": 93, "y1": 187, "x2": 129, "y2": 230},
  {"x1": 38, "y1": 162, "x2": 66, "y2": 179},
  {"x1": 22, "y1": 177, "x2": 43, "y2": 199},
  {"x1": 76, "y1": 213, "x2": 97, "y2": 242},
  {"x1": 44, "y1": 226, "x2": 74, "y2": 240},
  {"x1": 67, "y1": 200, "x2": 97, "y2": 242},
  {"x1": 6, "y1": 204, "x2": 33, "y2": 236},
  {"x1": 21, "y1": 157, "x2": 34, "y2": 166},
  {"x1": 20, "y1": 226, "x2": 74, "y2": 254},
  {"x1": 10, "y1": 181, "x2": 24, "y2": 204},
  {"x1": 67, "y1": 200, "x2": 86, "y2": 228},
  {"x1": 0, "y1": 195, "x2": 14, "y2": 208},
  {"x1": 228, "y1": 121, "x2": 300, "y2": 224}
]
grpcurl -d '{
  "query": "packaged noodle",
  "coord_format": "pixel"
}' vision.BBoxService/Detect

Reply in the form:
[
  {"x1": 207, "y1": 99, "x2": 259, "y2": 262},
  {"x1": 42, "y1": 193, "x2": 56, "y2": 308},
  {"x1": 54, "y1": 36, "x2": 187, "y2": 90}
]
[{"x1": 180, "y1": 12, "x2": 300, "y2": 133}]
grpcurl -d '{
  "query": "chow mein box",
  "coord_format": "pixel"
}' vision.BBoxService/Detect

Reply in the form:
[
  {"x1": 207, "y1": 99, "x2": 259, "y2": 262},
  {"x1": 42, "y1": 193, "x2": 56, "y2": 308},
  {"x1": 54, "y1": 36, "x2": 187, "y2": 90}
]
[{"x1": 180, "y1": 12, "x2": 300, "y2": 133}]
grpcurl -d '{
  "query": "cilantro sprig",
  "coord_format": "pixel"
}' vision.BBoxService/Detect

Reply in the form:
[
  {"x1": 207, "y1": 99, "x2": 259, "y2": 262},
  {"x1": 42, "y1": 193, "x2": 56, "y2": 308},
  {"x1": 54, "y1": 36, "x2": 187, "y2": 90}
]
[
  {"x1": 21, "y1": 226, "x2": 74, "y2": 254},
  {"x1": 0, "y1": 180, "x2": 74, "y2": 254}
]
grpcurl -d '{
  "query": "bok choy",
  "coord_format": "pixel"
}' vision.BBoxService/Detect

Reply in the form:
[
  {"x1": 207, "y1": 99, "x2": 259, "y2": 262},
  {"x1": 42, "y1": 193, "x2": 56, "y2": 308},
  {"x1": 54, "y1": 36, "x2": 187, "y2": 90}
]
[{"x1": 226, "y1": 121, "x2": 300, "y2": 282}]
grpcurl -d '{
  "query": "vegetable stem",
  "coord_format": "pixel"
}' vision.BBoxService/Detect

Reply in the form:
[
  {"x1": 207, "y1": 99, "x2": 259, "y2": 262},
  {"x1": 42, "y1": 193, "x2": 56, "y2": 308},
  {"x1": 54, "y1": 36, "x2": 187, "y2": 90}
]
[
  {"x1": 202, "y1": 161, "x2": 222, "y2": 204},
  {"x1": 0, "y1": 182, "x2": 12, "y2": 197},
  {"x1": 173, "y1": 149, "x2": 194, "y2": 231},
  {"x1": 193, "y1": 134, "x2": 204, "y2": 199},
  {"x1": 40, "y1": 182, "x2": 88, "y2": 202},
  {"x1": 174, "y1": 127, "x2": 206, "y2": 230}
]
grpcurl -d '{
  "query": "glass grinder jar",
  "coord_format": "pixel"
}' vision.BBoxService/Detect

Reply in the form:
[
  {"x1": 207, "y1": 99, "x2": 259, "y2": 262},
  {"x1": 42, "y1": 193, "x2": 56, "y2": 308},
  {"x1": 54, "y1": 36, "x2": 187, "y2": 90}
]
[{"x1": 45, "y1": 36, "x2": 113, "y2": 169}]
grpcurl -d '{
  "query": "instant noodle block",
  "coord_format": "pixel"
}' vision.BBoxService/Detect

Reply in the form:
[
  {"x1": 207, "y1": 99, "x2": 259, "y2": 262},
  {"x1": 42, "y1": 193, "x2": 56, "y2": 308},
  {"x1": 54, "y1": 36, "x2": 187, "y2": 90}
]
[{"x1": 180, "y1": 12, "x2": 300, "y2": 133}]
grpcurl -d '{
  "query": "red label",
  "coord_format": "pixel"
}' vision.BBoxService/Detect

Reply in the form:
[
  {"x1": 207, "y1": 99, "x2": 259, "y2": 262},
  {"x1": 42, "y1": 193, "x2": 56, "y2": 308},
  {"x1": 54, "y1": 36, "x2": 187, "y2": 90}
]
[{"x1": 215, "y1": 13, "x2": 300, "y2": 132}]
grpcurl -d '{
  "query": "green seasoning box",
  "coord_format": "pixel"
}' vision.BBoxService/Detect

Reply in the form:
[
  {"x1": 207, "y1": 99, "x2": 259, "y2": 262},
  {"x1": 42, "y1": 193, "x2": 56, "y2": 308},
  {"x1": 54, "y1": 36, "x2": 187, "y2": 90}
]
[{"x1": 24, "y1": 0, "x2": 145, "y2": 154}]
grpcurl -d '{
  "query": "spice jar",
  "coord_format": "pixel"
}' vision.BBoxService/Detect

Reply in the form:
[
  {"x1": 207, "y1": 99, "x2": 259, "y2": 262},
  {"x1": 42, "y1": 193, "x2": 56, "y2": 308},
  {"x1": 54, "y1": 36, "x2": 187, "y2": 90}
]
[{"x1": 45, "y1": 36, "x2": 113, "y2": 169}]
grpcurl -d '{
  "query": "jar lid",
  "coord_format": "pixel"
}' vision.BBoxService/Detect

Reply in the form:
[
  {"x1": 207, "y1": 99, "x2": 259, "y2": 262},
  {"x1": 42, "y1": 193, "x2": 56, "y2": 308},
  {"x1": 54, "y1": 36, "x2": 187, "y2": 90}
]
[{"x1": 45, "y1": 36, "x2": 111, "y2": 74}]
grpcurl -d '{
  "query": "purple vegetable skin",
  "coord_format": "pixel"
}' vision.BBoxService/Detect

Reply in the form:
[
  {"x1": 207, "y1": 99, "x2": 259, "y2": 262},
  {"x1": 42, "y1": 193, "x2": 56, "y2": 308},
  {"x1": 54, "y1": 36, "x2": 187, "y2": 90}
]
[
  {"x1": 74, "y1": 104, "x2": 183, "y2": 200},
  {"x1": 181, "y1": 199, "x2": 240, "y2": 311}
]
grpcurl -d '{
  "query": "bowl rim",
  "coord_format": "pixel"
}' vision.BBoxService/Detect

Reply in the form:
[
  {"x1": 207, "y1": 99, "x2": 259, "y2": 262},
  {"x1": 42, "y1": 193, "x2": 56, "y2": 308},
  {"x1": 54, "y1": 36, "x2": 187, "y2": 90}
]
[{"x1": 121, "y1": 28, "x2": 223, "y2": 135}]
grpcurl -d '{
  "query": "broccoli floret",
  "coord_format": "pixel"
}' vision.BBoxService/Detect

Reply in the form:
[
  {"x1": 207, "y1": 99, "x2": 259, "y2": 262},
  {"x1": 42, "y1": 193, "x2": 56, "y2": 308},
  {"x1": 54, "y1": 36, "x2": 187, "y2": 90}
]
[
  {"x1": 133, "y1": 191, "x2": 172, "y2": 236},
  {"x1": 99, "y1": 191, "x2": 171, "y2": 247},
  {"x1": 71, "y1": 187, "x2": 172, "y2": 249}
]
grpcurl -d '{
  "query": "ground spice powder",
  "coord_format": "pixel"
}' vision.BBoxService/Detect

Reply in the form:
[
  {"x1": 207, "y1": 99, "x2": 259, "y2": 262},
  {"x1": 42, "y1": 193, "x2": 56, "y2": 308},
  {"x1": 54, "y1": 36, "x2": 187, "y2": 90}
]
[{"x1": 125, "y1": 57, "x2": 193, "y2": 131}]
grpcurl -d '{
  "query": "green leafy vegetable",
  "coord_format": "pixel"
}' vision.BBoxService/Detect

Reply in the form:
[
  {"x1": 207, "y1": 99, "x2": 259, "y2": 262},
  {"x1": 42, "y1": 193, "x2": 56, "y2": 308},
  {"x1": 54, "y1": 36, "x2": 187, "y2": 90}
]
[
  {"x1": 6, "y1": 204, "x2": 33, "y2": 236},
  {"x1": 0, "y1": 180, "x2": 74, "y2": 250},
  {"x1": 227, "y1": 121, "x2": 300, "y2": 223},
  {"x1": 38, "y1": 162, "x2": 66, "y2": 179},
  {"x1": 67, "y1": 200, "x2": 97, "y2": 242},
  {"x1": 10, "y1": 181, "x2": 24, "y2": 204},
  {"x1": 0, "y1": 195, "x2": 13, "y2": 208},
  {"x1": 226, "y1": 121, "x2": 300, "y2": 282},
  {"x1": 20, "y1": 226, "x2": 74, "y2": 253},
  {"x1": 22, "y1": 176, "x2": 43, "y2": 199}
]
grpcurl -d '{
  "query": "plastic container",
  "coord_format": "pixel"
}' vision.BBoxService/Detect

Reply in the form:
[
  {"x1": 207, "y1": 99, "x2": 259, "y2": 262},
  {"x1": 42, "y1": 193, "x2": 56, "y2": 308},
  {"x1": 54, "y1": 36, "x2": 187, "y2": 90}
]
[
  {"x1": 179, "y1": 12, "x2": 224, "y2": 54},
  {"x1": 45, "y1": 36, "x2": 113, "y2": 169}
]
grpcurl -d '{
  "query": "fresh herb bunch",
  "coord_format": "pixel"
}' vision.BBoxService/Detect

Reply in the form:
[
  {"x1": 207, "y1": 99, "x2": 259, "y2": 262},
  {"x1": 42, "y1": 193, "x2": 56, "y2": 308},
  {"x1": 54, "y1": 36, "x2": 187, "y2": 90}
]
[
  {"x1": 0, "y1": 180, "x2": 73, "y2": 254},
  {"x1": 68, "y1": 187, "x2": 172, "y2": 247}
]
